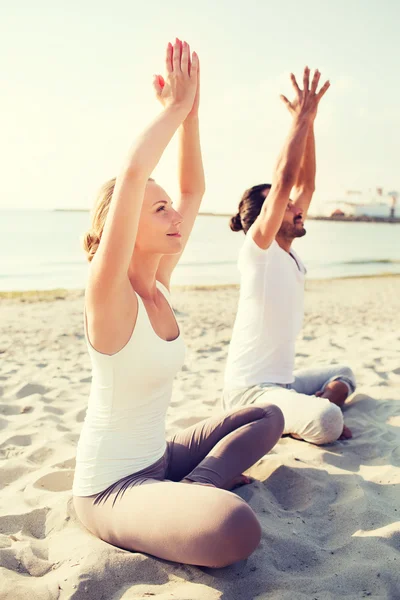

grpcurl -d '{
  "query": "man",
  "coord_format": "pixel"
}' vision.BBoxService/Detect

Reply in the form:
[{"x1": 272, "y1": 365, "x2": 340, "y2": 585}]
[{"x1": 223, "y1": 67, "x2": 355, "y2": 444}]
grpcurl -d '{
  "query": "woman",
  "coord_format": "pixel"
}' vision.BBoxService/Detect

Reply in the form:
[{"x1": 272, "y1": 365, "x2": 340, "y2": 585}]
[{"x1": 72, "y1": 39, "x2": 284, "y2": 568}]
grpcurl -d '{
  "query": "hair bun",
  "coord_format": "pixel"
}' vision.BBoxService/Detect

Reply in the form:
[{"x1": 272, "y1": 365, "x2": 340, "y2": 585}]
[
  {"x1": 83, "y1": 230, "x2": 100, "y2": 262},
  {"x1": 229, "y1": 213, "x2": 243, "y2": 232}
]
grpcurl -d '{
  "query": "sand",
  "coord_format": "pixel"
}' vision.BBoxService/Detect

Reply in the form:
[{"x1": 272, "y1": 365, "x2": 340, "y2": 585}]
[{"x1": 0, "y1": 276, "x2": 399, "y2": 599}]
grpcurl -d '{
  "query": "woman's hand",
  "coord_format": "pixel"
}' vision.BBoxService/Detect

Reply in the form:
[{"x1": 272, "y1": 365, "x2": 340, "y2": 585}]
[
  {"x1": 280, "y1": 67, "x2": 330, "y2": 121},
  {"x1": 153, "y1": 38, "x2": 199, "y2": 117}
]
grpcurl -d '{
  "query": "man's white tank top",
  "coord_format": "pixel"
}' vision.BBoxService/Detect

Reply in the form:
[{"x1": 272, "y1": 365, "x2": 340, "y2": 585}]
[
  {"x1": 224, "y1": 226, "x2": 306, "y2": 390},
  {"x1": 72, "y1": 281, "x2": 186, "y2": 497}
]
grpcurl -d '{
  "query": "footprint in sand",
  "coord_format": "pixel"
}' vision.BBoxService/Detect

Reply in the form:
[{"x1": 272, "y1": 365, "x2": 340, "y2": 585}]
[
  {"x1": 0, "y1": 508, "x2": 49, "y2": 539},
  {"x1": 27, "y1": 446, "x2": 55, "y2": 464},
  {"x1": 76, "y1": 409, "x2": 86, "y2": 423},
  {"x1": 0, "y1": 404, "x2": 23, "y2": 416},
  {"x1": 1, "y1": 465, "x2": 35, "y2": 488},
  {"x1": 0, "y1": 434, "x2": 33, "y2": 448},
  {"x1": 34, "y1": 471, "x2": 74, "y2": 492},
  {"x1": 0, "y1": 417, "x2": 9, "y2": 431},
  {"x1": 265, "y1": 465, "x2": 336, "y2": 512},
  {"x1": 52, "y1": 457, "x2": 76, "y2": 470},
  {"x1": 15, "y1": 383, "x2": 48, "y2": 399}
]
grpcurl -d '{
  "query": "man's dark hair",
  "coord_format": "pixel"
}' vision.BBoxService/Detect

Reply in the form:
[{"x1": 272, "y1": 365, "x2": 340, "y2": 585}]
[{"x1": 230, "y1": 184, "x2": 272, "y2": 234}]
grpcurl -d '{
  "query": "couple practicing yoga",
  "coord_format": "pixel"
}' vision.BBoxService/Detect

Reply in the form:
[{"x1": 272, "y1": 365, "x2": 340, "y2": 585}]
[{"x1": 72, "y1": 39, "x2": 356, "y2": 568}]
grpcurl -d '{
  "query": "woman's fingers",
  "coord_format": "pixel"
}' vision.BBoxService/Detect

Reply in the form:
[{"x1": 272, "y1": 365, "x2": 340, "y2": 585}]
[
  {"x1": 186, "y1": 41, "x2": 192, "y2": 75},
  {"x1": 190, "y1": 51, "x2": 199, "y2": 80},
  {"x1": 165, "y1": 42, "x2": 173, "y2": 74},
  {"x1": 317, "y1": 79, "x2": 330, "y2": 101},
  {"x1": 181, "y1": 40, "x2": 189, "y2": 75},
  {"x1": 310, "y1": 69, "x2": 321, "y2": 94},
  {"x1": 173, "y1": 39, "x2": 181, "y2": 72},
  {"x1": 152, "y1": 74, "x2": 164, "y2": 96}
]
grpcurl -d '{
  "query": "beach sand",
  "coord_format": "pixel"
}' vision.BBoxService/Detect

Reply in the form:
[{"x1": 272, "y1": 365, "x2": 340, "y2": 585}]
[{"x1": 0, "y1": 276, "x2": 399, "y2": 599}]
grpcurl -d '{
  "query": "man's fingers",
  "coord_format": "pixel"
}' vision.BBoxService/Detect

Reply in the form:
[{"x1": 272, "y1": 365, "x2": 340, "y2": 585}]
[
  {"x1": 311, "y1": 69, "x2": 321, "y2": 94},
  {"x1": 173, "y1": 39, "x2": 181, "y2": 72},
  {"x1": 290, "y1": 73, "x2": 301, "y2": 97},
  {"x1": 317, "y1": 80, "x2": 330, "y2": 101},
  {"x1": 280, "y1": 94, "x2": 292, "y2": 109},
  {"x1": 303, "y1": 66, "x2": 310, "y2": 94},
  {"x1": 165, "y1": 42, "x2": 173, "y2": 73}
]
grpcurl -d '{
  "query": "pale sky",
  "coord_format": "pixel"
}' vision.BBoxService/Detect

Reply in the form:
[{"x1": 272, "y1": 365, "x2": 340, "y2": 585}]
[{"x1": 1, "y1": 0, "x2": 399, "y2": 214}]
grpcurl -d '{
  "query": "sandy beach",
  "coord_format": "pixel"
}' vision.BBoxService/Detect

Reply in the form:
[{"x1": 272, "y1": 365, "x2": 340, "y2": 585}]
[{"x1": 0, "y1": 275, "x2": 399, "y2": 600}]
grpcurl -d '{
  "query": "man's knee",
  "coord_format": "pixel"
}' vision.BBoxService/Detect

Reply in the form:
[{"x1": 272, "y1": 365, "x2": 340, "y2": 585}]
[
  {"x1": 333, "y1": 365, "x2": 356, "y2": 394},
  {"x1": 305, "y1": 403, "x2": 344, "y2": 445},
  {"x1": 209, "y1": 500, "x2": 261, "y2": 567}
]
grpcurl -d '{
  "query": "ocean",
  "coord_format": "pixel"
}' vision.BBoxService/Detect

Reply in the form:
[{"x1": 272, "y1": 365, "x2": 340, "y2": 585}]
[{"x1": 1, "y1": 210, "x2": 399, "y2": 291}]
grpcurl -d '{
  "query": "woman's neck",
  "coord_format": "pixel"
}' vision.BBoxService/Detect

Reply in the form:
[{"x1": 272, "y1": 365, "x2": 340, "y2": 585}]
[{"x1": 128, "y1": 251, "x2": 162, "y2": 300}]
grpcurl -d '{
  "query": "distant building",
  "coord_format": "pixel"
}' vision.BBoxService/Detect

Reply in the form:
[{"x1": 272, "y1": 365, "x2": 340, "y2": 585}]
[
  {"x1": 327, "y1": 187, "x2": 399, "y2": 219},
  {"x1": 330, "y1": 208, "x2": 345, "y2": 217}
]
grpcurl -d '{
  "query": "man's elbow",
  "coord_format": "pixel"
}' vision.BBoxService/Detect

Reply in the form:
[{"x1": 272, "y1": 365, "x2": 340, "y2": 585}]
[{"x1": 294, "y1": 183, "x2": 316, "y2": 195}]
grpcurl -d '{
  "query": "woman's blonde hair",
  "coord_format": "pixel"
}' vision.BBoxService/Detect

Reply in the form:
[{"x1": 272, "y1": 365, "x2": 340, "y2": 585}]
[
  {"x1": 83, "y1": 178, "x2": 116, "y2": 262},
  {"x1": 83, "y1": 176, "x2": 155, "y2": 262}
]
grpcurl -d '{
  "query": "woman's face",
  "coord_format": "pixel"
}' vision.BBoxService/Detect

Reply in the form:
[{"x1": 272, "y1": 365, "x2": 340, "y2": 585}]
[{"x1": 135, "y1": 180, "x2": 183, "y2": 255}]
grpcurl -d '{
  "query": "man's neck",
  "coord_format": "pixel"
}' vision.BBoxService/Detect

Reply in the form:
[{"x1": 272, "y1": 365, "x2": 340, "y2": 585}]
[{"x1": 275, "y1": 235, "x2": 293, "y2": 253}]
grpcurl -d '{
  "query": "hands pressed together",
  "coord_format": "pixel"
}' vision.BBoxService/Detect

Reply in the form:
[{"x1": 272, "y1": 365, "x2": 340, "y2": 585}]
[{"x1": 153, "y1": 38, "x2": 200, "y2": 119}]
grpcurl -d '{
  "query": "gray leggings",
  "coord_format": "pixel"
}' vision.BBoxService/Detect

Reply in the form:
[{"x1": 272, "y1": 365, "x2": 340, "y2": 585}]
[{"x1": 73, "y1": 404, "x2": 284, "y2": 568}]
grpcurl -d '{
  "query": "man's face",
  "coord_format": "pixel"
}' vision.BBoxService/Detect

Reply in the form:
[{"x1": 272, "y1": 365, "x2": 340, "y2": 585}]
[{"x1": 278, "y1": 200, "x2": 306, "y2": 239}]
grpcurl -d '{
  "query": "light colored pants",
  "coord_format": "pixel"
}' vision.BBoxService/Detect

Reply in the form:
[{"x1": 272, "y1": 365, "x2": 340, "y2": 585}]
[
  {"x1": 223, "y1": 365, "x2": 356, "y2": 445},
  {"x1": 74, "y1": 404, "x2": 284, "y2": 568}
]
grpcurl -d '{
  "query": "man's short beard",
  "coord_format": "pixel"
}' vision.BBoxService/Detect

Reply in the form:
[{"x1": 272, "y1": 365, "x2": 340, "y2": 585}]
[{"x1": 278, "y1": 222, "x2": 307, "y2": 240}]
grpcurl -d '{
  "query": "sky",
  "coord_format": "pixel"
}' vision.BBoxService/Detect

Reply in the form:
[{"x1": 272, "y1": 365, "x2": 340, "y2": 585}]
[{"x1": 1, "y1": 0, "x2": 399, "y2": 214}]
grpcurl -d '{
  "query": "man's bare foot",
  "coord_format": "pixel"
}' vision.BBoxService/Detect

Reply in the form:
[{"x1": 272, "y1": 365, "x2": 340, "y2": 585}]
[{"x1": 339, "y1": 424, "x2": 352, "y2": 440}]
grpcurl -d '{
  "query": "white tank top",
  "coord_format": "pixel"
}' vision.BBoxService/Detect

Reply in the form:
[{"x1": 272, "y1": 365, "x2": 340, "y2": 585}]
[
  {"x1": 224, "y1": 226, "x2": 306, "y2": 389},
  {"x1": 73, "y1": 281, "x2": 186, "y2": 496}
]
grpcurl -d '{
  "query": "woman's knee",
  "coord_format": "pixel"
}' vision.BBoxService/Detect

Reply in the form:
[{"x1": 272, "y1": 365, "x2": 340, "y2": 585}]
[
  {"x1": 208, "y1": 499, "x2": 261, "y2": 568},
  {"x1": 261, "y1": 404, "x2": 285, "y2": 438},
  {"x1": 305, "y1": 403, "x2": 344, "y2": 445},
  {"x1": 243, "y1": 404, "x2": 285, "y2": 454}
]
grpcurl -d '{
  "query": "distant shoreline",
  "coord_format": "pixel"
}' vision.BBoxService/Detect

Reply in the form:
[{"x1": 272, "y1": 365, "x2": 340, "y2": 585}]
[
  {"x1": 2, "y1": 273, "x2": 400, "y2": 301},
  {"x1": 53, "y1": 208, "x2": 400, "y2": 223}
]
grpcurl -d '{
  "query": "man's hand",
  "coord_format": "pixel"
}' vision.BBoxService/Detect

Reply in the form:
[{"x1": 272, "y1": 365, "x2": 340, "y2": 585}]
[{"x1": 281, "y1": 67, "x2": 330, "y2": 121}]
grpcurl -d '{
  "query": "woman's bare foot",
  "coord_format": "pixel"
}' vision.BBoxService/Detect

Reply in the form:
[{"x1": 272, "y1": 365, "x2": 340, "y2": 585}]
[
  {"x1": 181, "y1": 474, "x2": 253, "y2": 490},
  {"x1": 224, "y1": 474, "x2": 253, "y2": 490},
  {"x1": 181, "y1": 478, "x2": 215, "y2": 488}
]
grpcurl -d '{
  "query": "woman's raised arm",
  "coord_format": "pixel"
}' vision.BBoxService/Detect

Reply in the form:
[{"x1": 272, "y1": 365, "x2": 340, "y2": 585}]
[{"x1": 89, "y1": 41, "x2": 198, "y2": 297}]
